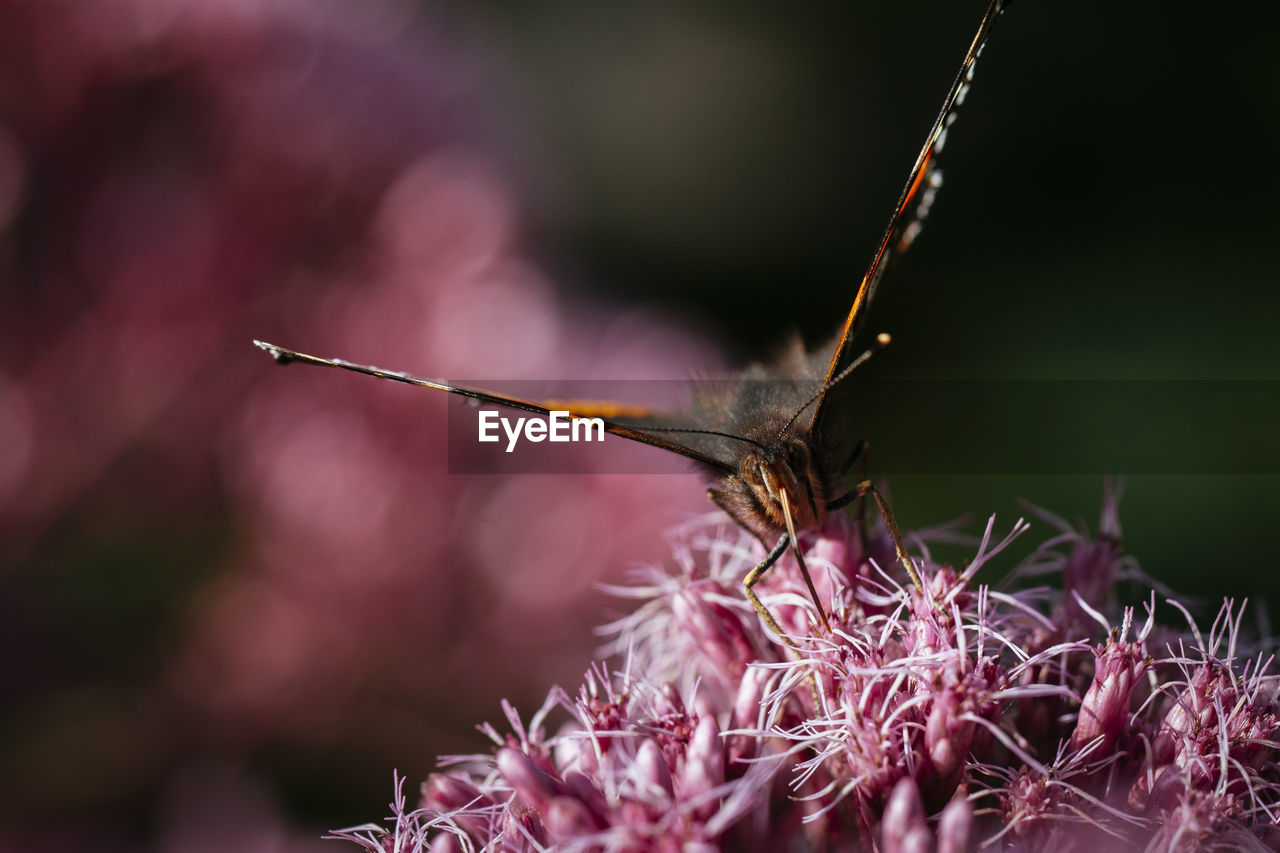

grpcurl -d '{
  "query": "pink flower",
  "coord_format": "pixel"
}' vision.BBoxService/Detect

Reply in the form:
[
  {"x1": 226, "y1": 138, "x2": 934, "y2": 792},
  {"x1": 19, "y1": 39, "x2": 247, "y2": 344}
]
[
  {"x1": 334, "y1": 494, "x2": 1280, "y2": 850},
  {"x1": 1069, "y1": 606, "x2": 1153, "y2": 754}
]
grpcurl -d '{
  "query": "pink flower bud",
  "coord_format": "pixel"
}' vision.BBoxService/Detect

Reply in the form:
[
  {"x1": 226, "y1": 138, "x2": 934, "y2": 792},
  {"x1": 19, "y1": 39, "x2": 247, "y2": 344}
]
[
  {"x1": 925, "y1": 683, "x2": 974, "y2": 793},
  {"x1": 1069, "y1": 638, "x2": 1147, "y2": 753},
  {"x1": 936, "y1": 796, "x2": 973, "y2": 853},
  {"x1": 545, "y1": 795, "x2": 604, "y2": 838},
  {"x1": 497, "y1": 747, "x2": 565, "y2": 809},
  {"x1": 426, "y1": 832, "x2": 463, "y2": 853},
  {"x1": 562, "y1": 770, "x2": 611, "y2": 827},
  {"x1": 420, "y1": 773, "x2": 493, "y2": 840},
  {"x1": 681, "y1": 714, "x2": 724, "y2": 819},
  {"x1": 421, "y1": 773, "x2": 486, "y2": 812},
  {"x1": 675, "y1": 589, "x2": 755, "y2": 677},
  {"x1": 881, "y1": 778, "x2": 929, "y2": 853},
  {"x1": 636, "y1": 737, "x2": 675, "y2": 802},
  {"x1": 503, "y1": 800, "x2": 548, "y2": 849}
]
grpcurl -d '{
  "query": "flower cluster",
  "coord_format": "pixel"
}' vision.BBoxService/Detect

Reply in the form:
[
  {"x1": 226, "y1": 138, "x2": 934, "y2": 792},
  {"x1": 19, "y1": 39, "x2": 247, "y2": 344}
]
[{"x1": 333, "y1": 494, "x2": 1280, "y2": 851}]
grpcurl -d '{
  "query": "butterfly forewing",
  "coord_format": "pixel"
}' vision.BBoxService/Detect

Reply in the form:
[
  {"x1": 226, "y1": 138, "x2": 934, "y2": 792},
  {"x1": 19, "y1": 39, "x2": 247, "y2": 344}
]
[
  {"x1": 809, "y1": 0, "x2": 1011, "y2": 461},
  {"x1": 253, "y1": 340, "x2": 737, "y2": 474}
]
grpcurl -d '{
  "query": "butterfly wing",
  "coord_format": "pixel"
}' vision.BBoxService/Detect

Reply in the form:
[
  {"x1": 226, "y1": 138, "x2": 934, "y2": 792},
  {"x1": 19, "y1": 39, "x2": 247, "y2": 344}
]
[
  {"x1": 254, "y1": 341, "x2": 738, "y2": 475},
  {"x1": 809, "y1": 0, "x2": 1011, "y2": 462}
]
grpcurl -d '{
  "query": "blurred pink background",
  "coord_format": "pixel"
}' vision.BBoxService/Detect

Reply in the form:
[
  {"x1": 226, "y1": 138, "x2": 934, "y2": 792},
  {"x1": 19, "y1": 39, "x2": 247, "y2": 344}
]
[{"x1": 0, "y1": 1, "x2": 712, "y2": 848}]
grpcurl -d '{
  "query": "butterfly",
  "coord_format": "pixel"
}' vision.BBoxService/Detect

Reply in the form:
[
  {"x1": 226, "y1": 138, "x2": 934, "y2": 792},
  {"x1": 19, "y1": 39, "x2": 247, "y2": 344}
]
[{"x1": 255, "y1": 0, "x2": 1011, "y2": 637}]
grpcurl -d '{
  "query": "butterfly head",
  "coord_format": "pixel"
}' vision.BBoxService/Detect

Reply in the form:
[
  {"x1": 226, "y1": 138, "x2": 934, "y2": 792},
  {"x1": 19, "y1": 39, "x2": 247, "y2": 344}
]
[{"x1": 740, "y1": 438, "x2": 825, "y2": 533}]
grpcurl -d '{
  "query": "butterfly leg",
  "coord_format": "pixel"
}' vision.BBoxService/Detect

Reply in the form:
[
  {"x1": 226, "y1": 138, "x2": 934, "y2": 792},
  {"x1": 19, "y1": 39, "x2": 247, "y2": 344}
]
[
  {"x1": 743, "y1": 530, "x2": 828, "y2": 706},
  {"x1": 827, "y1": 480, "x2": 923, "y2": 595},
  {"x1": 708, "y1": 489, "x2": 826, "y2": 636},
  {"x1": 742, "y1": 533, "x2": 793, "y2": 638}
]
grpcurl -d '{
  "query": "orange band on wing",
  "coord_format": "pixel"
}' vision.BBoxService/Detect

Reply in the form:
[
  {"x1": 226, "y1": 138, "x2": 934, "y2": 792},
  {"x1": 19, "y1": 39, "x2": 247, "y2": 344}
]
[
  {"x1": 902, "y1": 149, "x2": 935, "y2": 212},
  {"x1": 537, "y1": 400, "x2": 657, "y2": 420}
]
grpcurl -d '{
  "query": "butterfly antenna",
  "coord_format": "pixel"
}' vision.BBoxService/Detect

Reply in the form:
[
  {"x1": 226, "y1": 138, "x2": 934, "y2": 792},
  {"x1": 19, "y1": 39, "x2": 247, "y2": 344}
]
[
  {"x1": 776, "y1": 332, "x2": 892, "y2": 440},
  {"x1": 618, "y1": 424, "x2": 768, "y2": 451}
]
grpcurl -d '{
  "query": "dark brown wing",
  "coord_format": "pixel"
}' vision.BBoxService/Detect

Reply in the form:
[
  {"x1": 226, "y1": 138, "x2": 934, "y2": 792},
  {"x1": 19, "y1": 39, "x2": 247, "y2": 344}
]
[
  {"x1": 606, "y1": 335, "x2": 827, "y2": 472},
  {"x1": 809, "y1": 0, "x2": 1011, "y2": 451},
  {"x1": 253, "y1": 340, "x2": 737, "y2": 475}
]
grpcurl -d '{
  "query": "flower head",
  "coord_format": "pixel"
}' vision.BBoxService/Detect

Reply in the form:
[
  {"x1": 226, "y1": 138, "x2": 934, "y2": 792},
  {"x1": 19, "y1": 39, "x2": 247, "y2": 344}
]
[{"x1": 335, "y1": 496, "x2": 1280, "y2": 851}]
